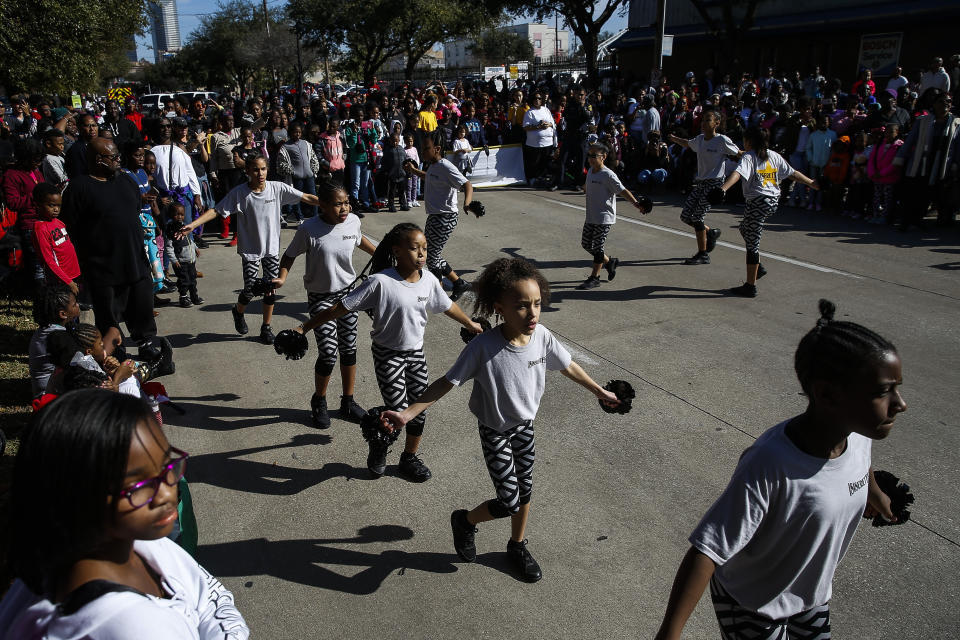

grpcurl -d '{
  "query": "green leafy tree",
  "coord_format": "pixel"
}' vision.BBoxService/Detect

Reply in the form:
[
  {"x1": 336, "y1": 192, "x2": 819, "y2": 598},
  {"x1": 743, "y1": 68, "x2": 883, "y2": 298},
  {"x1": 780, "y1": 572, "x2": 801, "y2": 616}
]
[
  {"x1": 0, "y1": 0, "x2": 149, "y2": 93},
  {"x1": 468, "y1": 29, "x2": 535, "y2": 66}
]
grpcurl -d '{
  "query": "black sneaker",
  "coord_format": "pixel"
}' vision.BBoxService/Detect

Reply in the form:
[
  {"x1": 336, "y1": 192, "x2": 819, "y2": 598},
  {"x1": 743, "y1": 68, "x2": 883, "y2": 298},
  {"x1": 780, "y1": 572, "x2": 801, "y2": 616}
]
[
  {"x1": 231, "y1": 306, "x2": 248, "y2": 335},
  {"x1": 179, "y1": 295, "x2": 192, "y2": 308},
  {"x1": 576, "y1": 276, "x2": 601, "y2": 290},
  {"x1": 195, "y1": 237, "x2": 210, "y2": 249},
  {"x1": 451, "y1": 509, "x2": 477, "y2": 562},
  {"x1": 756, "y1": 263, "x2": 767, "y2": 280},
  {"x1": 367, "y1": 439, "x2": 389, "y2": 478},
  {"x1": 398, "y1": 451, "x2": 432, "y2": 482},
  {"x1": 190, "y1": 291, "x2": 204, "y2": 305},
  {"x1": 311, "y1": 394, "x2": 330, "y2": 429},
  {"x1": 507, "y1": 538, "x2": 542, "y2": 583},
  {"x1": 705, "y1": 228, "x2": 721, "y2": 253},
  {"x1": 450, "y1": 279, "x2": 471, "y2": 302},
  {"x1": 338, "y1": 395, "x2": 366, "y2": 423},
  {"x1": 683, "y1": 251, "x2": 710, "y2": 265},
  {"x1": 729, "y1": 283, "x2": 758, "y2": 298},
  {"x1": 260, "y1": 324, "x2": 275, "y2": 345},
  {"x1": 604, "y1": 257, "x2": 619, "y2": 281}
]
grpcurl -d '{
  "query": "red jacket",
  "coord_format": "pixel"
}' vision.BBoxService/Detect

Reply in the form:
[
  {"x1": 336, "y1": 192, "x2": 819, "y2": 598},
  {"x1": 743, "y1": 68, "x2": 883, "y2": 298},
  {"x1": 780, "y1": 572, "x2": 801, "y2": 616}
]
[
  {"x1": 2, "y1": 168, "x2": 43, "y2": 231},
  {"x1": 125, "y1": 112, "x2": 143, "y2": 131},
  {"x1": 32, "y1": 218, "x2": 81, "y2": 284}
]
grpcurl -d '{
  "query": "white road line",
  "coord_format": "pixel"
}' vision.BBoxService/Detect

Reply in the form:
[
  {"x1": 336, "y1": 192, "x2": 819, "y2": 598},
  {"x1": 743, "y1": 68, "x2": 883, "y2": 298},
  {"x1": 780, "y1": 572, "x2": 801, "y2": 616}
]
[
  {"x1": 539, "y1": 196, "x2": 862, "y2": 279},
  {"x1": 557, "y1": 340, "x2": 599, "y2": 365}
]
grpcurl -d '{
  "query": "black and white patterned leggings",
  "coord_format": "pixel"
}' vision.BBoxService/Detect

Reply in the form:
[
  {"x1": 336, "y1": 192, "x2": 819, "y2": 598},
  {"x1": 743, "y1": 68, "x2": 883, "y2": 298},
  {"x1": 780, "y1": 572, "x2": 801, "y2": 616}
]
[
  {"x1": 739, "y1": 196, "x2": 779, "y2": 257},
  {"x1": 710, "y1": 576, "x2": 831, "y2": 639},
  {"x1": 479, "y1": 421, "x2": 535, "y2": 516},
  {"x1": 680, "y1": 178, "x2": 723, "y2": 227},
  {"x1": 308, "y1": 291, "x2": 358, "y2": 376},
  {"x1": 240, "y1": 255, "x2": 280, "y2": 304},
  {"x1": 424, "y1": 212, "x2": 459, "y2": 276},
  {"x1": 581, "y1": 222, "x2": 612, "y2": 263},
  {"x1": 371, "y1": 343, "x2": 429, "y2": 437}
]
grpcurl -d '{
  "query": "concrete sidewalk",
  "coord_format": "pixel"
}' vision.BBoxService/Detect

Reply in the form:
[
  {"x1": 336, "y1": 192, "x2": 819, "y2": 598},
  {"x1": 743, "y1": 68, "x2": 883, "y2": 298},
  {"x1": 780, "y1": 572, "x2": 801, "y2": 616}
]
[{"x1": 155, "y1": 187, "x2": 960, "y2": 639}]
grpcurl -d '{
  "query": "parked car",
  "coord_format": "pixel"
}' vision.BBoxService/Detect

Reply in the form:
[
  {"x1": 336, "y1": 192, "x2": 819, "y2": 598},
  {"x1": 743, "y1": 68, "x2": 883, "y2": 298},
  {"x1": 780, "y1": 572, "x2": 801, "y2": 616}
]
[
  {"x1": 176, "y1": 91, "x2": 219, "y2": 104},
  {"x1": 138, "y1": 93, "x2": 175, "y2": 112}
]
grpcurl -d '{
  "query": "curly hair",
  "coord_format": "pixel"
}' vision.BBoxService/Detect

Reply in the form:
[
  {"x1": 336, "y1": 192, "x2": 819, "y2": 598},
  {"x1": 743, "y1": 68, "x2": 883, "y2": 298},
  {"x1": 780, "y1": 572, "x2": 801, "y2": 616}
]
[{"x1": 472, "y1": 258, "x2": 550, "y2": 318}]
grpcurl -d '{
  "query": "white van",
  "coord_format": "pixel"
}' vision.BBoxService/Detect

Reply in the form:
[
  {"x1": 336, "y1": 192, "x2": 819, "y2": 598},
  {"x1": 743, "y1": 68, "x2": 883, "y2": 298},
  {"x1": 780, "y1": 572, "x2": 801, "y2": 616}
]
[{"x1": 138, "y1": 93, "x2": 175, "y2": 112}]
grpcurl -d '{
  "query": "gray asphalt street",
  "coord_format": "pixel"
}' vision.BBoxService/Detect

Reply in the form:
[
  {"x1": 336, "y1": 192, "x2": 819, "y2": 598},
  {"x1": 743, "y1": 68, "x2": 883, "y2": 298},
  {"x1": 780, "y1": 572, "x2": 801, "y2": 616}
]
[{"x1": 157, "y1": 185, "x2": 960, "y2": 639}]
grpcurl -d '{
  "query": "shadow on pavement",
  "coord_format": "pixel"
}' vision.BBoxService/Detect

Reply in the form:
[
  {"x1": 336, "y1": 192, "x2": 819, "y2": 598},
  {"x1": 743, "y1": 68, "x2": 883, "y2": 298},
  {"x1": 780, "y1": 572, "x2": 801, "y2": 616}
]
[
  {"x1": 501, "y1": 247, "x2": 685, "y2": 270},
  {"x1": 162, "y1": 401, "x2": 312, "y2": 431},
  {"x1": 547, "y1": 284, "x2": 729, "y2": 306}
]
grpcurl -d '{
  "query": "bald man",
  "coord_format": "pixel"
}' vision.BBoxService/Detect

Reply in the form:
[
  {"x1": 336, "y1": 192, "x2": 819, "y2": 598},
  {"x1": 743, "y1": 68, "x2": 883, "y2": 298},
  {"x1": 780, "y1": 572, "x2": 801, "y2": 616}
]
[{"x1": 61, "y1": 137, "x2": 157, "y2": 348}]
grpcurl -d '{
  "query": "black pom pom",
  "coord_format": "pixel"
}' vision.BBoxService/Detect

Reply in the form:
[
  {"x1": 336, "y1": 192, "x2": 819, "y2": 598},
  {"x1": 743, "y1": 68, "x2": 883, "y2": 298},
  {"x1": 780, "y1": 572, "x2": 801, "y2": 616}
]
[
  {"x1": 466, "y1": 200, "x2": 486, "y2": 218},
  {"x1": 868, "y1": 469, "x2": 914, "y2": 527},
  {"x1": 707, "y1": 186, "x2": 725, "y2": 206},
  {"x1": 817, "y1": 299, "x2": 836, "y2": 323},
  {"x1": 360, "y1": 406, "x2": 401, "y2": 446},
  {"x1": 636, "y1": 195, "x2": 653, "y2": 213},
  {"x1": 273, "y1": 330, "x2": 309, "y2": 360},
  {"x1": 599, "y1": 380, "x2": 635, "y2": 414},
  {"x1": 460, "y1": 317, "x2": 492, "y2": 344},
  {"x1": 249, "y1": 277, "x2": 275, "y2": 298}
]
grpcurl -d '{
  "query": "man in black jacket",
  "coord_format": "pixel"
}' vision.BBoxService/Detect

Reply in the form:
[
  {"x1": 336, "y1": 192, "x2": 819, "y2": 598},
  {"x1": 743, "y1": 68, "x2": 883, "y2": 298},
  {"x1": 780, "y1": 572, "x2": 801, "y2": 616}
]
[
  {"x1": 64, "y1": 114, "x2": 98, "y2": 179},
  {"x1": 61, "y1": 137, "x2": 157, "y2": 347},
  {"x1": 102, "y1": 100, "x2": 142, "y2": 149}
]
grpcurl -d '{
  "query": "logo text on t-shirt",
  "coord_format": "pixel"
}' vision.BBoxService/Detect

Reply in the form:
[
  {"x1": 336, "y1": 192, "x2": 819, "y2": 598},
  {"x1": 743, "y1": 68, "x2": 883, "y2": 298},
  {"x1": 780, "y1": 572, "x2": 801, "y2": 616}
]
[
  {"x1": 342, "y1": 234, "x2": 358, "y2": 241},
  {"x1": 848, "y1": 472, "x2": 869, "y2": 496},
  {"x1": 528, "y1": 356, "x2": 546, "y2": 367},
  {"x1": 417, "y1": 296, "x2": 428, "y2": 302}
]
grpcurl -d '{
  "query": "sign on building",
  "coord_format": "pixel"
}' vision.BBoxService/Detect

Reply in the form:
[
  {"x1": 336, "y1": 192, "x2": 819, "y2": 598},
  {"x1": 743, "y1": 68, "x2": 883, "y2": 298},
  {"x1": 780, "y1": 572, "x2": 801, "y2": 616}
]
[
  {"x1": 857, "y1": 33, "x2": 902, "y2": 76},
  {"x1": 484, "y1": 66, "x2": 506, "y2": 81}
]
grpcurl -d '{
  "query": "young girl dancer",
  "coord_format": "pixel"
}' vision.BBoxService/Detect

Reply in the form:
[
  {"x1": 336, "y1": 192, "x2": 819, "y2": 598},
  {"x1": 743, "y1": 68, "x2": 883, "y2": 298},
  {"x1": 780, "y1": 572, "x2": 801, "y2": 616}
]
[
  {"x1": 668, "y1": 111, "x2": 742, "y2": 265},
  {"x1": 382, "y1": 258, "x2": 620, "y2": 582},
  {"x1": 403, "y1": 130, "x2": 475, "y2": 302},
  {"x1": 654, "y1": 299, "x2": 905, "y2": 640},
  {"x1": 293, "y1": 223, "x2": 482, "y2": 481},
  {"x1": 717, "y1": 127, "x2": 819, "y2": 297},
  {"x1": 0, "y1": 390, "x2": 249, "y2": 639},
  {"x1": 578, "y1": 142, "x2": 648, "y2": 290},
  {"x1": 182, "y1": 155, "x2": 321, "y2": 344},
  {"x1": 274, "y1": 181, "x2": 377, "y2": 429}
]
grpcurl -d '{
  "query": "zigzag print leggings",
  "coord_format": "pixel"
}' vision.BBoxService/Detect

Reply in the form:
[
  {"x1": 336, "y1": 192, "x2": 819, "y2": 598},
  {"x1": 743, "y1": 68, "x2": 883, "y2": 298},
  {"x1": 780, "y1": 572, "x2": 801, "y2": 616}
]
[
  {"x1": 240, "y1": 255, "x2": 280, "y2": 301},
  {"x1": 307, "y1": 291, "x2": 358, "y2": 376},
  {"x1": 681, "y1": 178, "x2": 723, "y2": 226},
  {"x1": 581, "y1": 223, "x2": 612, "y2": 262},
  {"x1": 710, "y1": 576, "x2": 831, "y2": 639},
  {"x1": 371, "y1": 343, "x2": 429, "y2": 437},
  {"x1": 424, "y1": 212, "x2": 459, "y2": 275},
  {"x1": 739, "y1": 196, "x2": 779, "y2": 255},
  {"x1": 479, "y1": 421, "x2": 536, "y2": 515}
]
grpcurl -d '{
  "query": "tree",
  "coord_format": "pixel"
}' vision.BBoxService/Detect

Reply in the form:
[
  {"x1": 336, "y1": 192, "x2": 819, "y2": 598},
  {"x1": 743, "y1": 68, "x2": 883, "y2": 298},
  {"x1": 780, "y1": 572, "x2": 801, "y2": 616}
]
[
  {"x1": 506, "y1": 0, "x2": 629, "y2": 87},
  {"x1": 469, "y1": 30, "x2": 535, "y2": 67},
  {"x1": 0, "y1": 0, "x2": 149, "y2": 93}
]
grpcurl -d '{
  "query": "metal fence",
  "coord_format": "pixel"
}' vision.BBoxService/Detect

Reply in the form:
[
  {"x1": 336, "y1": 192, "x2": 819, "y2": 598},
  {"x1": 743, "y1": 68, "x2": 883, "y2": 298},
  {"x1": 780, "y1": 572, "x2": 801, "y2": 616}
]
[{"x1": 376, "y1": 55, "x2": 614, "y2": 86}]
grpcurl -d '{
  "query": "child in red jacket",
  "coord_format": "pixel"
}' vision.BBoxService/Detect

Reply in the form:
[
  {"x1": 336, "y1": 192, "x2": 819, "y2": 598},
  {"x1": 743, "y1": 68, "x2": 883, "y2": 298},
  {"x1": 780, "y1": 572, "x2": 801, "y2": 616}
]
[{"x1": 31, "y1": 183, "x2": 80, "y2": 294}]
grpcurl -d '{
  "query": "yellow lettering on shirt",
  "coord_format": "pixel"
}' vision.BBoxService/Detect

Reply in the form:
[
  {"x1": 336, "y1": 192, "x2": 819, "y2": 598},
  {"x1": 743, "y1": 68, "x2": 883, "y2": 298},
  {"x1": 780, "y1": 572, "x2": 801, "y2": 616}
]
[{"x1": 757, "y1": 162, "x2": 778, "y2": 188}]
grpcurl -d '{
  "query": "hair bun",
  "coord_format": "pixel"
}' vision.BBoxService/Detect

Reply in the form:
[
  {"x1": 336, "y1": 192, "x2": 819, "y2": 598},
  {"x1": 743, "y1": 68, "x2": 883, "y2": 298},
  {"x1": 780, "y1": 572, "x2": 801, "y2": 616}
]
[{"x1": 817, "y1": 299, "x2": 836, "y2": 327}]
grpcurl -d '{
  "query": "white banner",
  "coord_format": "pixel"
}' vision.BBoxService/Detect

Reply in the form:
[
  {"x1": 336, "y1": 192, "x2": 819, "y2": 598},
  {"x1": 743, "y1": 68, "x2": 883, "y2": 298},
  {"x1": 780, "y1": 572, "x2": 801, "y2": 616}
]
[
  {"x1": 446, "y1": 143, "x2": 525, "y2": 187},
  {"x1": 484, "y1": 66, "x2": 505, "y2": 81},
  {"x1": 858, "y1": 33, "x2": 902, "y2": 77}
]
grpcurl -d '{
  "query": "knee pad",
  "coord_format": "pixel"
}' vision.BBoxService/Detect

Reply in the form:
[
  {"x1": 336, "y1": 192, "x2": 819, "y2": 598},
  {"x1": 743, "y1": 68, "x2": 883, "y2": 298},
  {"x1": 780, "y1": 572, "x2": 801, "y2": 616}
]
[
  {"x1": 314, "y1": 357, "x2": 335, "y2": 377},
  {"x1": 593, "y1": 251, "x2": 606, "y2": 264},
  {"x1": 486, "y1": 498, "x2": 513, "y2": 519},
  {"x1": 693, "y1": 221, "x2": 706, "y2": 232},
  {"x1": 441, "y1": 263, "x2": 453, "y2": 277},
  {"x1": 263, "y1": 293, "x2": 276, "y2": 306},
  {"x1": 340, "y1": 351, "x2": 357, "y2": 367},
  {"x1": 518, "y1": 491, "x2": 531, "y2": 506},
  {"x1": 406, "y1": 418, "x2": 424, "y2": 437},
  {"x1": 238, "y1": 291, "x2": 252, "y2": 306},
  {"x1": 746, "y1": 250, "x2": 760, "y2": 265}
]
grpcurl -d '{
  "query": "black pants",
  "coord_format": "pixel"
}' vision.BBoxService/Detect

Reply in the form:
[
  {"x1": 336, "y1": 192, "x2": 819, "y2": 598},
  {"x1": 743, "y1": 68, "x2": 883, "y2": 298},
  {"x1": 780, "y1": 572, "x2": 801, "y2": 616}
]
[
  {"x1": 898, "y1": 176, "x2": 951, "y2": 226},
  {"x1": 87, "y1": 276, "x2": 157, "y2": 345},
  {"x1": 386, "y1": 180, "x2": 408, "y2": 208},
  {"x1": 523, "y1": 145, "x2": 553, "y2": 185},
  {"x1": 173, "y1": 261, "x2": 198, "y2": 296}
]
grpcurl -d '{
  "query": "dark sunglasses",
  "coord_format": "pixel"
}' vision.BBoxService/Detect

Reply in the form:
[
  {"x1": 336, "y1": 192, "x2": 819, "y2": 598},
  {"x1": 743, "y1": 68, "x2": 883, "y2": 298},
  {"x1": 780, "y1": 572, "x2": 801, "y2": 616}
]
[
  {"x1": 117, "y1": 446, "x2": 188, "y2": 509},
  {"x1": 587, "y1": 153, "x2": 604, "y2": 158}
]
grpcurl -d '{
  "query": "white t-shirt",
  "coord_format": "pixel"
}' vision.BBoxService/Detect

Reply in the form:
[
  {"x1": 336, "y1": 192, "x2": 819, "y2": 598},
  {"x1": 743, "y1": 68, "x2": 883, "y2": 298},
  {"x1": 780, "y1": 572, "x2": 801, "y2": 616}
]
[
  {"x1": 690, "y1": 421, "x2": 872, "y2": 619},
  {"x1": 452, "y1": 138, "x2": 471, "y2": 153},
  {"x1": 0, "y1": 538, "x2": 249, "y2": 640},
  {"x1": 688, "y1": 134, "x2": 741, "y2": 180},
  {"x1": 151, "y1": 144, "x2": 201, "y2": 195},
  {"x1": 585, "y1": 166, "x2": 626, "y2": 225},
  {"x1": 423, "y1": 159, "x2": 468, "y2": 216},
  {"x1": 735, "y1": 150, "x2": 794, "y2": 199},
  {"x1": 283, "y1": 213, "x2": 362, "y2": 293},
  {"x1": 445, "y1": 324, "x2": 572, "y2": 432},
  {"x1": 885, "y1": 75, "x2": 908, "y2": 93},
  {"x1": 522, "y1": 106, "x2": 556, "y2": 148},
  {"x1": 216, "y1": 181, "x2": 303, "y2": 261},
  {"x1": 342, "y1": 268, "x2": 452, "y2": 350}
]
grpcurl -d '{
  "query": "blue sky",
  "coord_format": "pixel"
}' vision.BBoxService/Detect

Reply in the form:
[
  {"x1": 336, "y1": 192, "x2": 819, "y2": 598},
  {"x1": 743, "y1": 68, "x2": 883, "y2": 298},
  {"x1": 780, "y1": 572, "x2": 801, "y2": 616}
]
[{"x1": 136, "y1": 0, "x2": 629, "y2": 61}]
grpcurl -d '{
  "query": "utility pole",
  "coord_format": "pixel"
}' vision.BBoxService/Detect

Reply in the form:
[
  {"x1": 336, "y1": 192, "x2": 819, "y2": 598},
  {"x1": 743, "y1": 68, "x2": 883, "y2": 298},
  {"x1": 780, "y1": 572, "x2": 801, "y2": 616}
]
[
  {"x1": 653, "y1": 0, "x2": 667, "y2": 85},
  {"x1": 262, "y1": 0, "x2": 278, "y2": 95}
]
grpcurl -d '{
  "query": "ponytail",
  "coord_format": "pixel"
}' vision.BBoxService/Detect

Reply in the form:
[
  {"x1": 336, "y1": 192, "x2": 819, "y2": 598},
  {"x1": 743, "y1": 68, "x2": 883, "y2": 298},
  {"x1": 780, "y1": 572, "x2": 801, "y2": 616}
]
[{"x1": 369, "y1": 223, "x2": 423, "y2": 274}]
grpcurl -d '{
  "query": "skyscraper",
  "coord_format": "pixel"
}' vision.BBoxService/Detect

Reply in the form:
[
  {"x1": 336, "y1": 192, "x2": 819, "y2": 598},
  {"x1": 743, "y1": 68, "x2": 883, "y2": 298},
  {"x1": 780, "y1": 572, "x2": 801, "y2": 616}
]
[{"x1": 151, "y1": 0, "x2": 182, "y2": 64}]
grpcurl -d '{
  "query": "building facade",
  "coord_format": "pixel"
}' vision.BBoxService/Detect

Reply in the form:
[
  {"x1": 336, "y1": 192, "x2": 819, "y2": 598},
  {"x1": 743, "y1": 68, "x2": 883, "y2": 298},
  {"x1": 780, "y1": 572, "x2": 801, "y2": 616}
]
[
  {"x1": 150, "y1": 0, "x2": 182, "y2": 64},
  {"x1": 444, "y1": 23, "x2": 570, "y2": 69}
]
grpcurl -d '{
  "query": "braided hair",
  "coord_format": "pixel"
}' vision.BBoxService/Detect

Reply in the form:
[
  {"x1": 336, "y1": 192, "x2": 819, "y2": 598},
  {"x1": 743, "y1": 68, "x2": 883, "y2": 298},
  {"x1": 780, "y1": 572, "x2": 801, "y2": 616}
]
[
  {"x1": 794, "y1": 299, "x2": 897, "y2": 396},
  {"x1": 472, "y1": 258, "x2": 550, "y2": 319},
  {"x1": 369, "y1": 223, "x2": 423, "y2": 274},
  {"x1": 316, "y1": 179, "x2": 347, "y2": 204},
  {"x1": 66, "y1": 323, "x2": 101, "y2": 354},
  {"x1": 33, "y1": 281, "x2": 75, "y2": 327}
]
